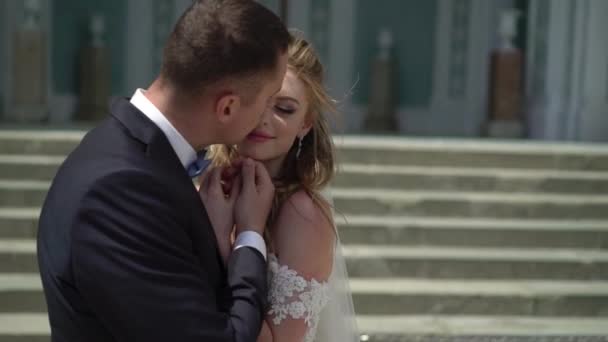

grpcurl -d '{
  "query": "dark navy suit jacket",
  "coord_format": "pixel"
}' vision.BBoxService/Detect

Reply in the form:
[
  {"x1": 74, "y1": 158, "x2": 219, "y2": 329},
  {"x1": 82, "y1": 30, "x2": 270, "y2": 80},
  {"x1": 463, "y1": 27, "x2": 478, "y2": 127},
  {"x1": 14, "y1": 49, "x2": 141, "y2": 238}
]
[{"x1": 37, "y1": 98, "x2": 267, "y2": 342}]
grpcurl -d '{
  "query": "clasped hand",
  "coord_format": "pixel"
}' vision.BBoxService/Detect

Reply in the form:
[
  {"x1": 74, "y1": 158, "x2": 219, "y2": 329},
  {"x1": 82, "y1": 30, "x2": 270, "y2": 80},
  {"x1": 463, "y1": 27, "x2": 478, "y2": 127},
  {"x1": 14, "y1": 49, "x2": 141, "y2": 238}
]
[{"x1": 198, "y1": 158, "x2": 274, "y2": 264}]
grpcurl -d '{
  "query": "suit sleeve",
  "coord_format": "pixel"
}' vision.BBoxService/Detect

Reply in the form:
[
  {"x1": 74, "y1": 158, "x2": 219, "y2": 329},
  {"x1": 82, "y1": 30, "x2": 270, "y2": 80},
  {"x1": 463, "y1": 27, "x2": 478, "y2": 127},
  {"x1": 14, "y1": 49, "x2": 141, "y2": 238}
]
[{"x1": 71, "y1": 170, "x2": 267, "y2": 342}]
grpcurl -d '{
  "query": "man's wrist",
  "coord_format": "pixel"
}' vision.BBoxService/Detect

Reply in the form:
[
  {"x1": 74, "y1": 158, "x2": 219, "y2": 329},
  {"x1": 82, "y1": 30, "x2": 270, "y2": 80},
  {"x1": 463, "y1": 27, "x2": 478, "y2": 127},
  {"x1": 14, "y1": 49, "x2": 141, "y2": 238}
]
[{"x1": 233, "y1": 230, "x2": 267, "y2": 261}]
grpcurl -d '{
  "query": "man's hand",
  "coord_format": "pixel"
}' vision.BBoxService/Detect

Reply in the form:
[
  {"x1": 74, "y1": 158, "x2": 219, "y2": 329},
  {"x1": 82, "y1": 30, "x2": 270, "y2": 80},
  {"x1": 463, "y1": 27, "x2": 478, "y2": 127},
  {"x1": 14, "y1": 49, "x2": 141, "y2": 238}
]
[
  {"x1": 234, "y1": 158, "x2": 275, "y2": 236},
  {"x1": 199, "y1": 166, "x2": 240, "y2": 264},
  {"x1": 220, "y1": 158, "x2": 243, "y2": 195}
]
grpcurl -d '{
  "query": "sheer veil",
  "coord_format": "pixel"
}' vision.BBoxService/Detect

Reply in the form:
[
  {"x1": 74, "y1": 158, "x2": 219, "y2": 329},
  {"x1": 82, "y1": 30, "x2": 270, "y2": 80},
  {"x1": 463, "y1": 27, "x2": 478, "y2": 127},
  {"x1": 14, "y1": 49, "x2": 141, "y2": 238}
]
[{"x1": 315, "y1": 188, "x2": 360, "y2": 342}]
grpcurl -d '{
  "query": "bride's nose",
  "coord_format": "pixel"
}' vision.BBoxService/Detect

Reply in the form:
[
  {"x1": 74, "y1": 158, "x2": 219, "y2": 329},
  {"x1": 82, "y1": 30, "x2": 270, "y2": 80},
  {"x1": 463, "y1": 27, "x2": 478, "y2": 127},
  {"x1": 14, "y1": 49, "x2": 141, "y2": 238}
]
[{"x1": 260, "y1": 106, "x2": 273, "y2": 126}]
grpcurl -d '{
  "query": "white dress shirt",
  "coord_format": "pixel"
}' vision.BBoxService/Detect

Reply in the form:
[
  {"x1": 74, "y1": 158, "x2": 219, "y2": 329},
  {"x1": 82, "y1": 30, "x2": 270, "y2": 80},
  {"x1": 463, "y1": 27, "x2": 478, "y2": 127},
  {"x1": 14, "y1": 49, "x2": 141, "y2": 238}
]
[{"x1": 130, "y1": 89, "x2": 267, "y2": 261}]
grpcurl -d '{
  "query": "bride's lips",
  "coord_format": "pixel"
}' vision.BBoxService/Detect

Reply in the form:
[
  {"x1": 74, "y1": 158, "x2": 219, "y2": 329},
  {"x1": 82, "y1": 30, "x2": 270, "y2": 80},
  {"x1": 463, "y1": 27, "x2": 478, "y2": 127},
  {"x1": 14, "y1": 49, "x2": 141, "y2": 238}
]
[{"x1": 247, "y1": 131, "x2": 275, "y2": 143}]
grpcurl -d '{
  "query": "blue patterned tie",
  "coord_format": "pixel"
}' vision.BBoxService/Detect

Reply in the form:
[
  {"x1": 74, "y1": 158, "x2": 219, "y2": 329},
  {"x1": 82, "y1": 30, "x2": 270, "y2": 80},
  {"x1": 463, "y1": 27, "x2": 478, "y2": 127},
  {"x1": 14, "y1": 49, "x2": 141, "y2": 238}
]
[{"x1": 186, "y1": 149, "x2": 211, "y2": 178}]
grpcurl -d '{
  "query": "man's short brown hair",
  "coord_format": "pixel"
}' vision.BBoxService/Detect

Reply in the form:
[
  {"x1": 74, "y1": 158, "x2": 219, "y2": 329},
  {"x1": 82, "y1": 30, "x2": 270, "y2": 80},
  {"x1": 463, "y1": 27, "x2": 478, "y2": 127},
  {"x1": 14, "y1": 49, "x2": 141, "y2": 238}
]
[{"x1": 160, "y1": 0, "x2": 290, "y2": 96}]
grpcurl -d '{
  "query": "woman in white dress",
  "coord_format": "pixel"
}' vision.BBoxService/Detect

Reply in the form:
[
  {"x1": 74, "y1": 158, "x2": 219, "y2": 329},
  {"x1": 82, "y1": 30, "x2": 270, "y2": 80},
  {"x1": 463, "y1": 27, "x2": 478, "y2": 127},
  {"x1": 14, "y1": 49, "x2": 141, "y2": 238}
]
[{"x1": 208, "y1": 33, "x2": 359, "y2": 342}]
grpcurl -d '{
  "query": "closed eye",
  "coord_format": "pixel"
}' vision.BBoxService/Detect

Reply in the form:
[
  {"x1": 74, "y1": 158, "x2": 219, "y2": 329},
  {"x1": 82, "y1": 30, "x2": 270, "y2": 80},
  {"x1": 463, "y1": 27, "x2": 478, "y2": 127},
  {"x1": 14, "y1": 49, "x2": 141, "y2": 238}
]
[{"x1": 275, "y1": 106, "x2": 296, "y2": 114}]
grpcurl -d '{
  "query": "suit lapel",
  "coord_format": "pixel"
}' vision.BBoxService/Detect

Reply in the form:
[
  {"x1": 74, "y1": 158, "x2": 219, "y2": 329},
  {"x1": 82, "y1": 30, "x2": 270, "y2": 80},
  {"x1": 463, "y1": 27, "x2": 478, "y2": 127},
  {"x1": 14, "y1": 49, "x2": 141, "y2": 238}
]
[{"x1": 109, "y1": 98, "x2": 228, "y2": 279}]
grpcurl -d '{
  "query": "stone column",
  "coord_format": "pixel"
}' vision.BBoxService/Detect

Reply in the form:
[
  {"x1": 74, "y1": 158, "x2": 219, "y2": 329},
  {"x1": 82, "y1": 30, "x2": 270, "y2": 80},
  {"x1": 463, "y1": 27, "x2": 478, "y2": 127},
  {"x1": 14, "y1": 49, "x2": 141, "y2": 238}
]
[
  {"x1": 485, "y1": 8, "x2": 525, "y2": 138},
  {"x1": 364, "y1": 29, "x2": 398, "y2": 133},
  {"x1": 526, "y1": 0, "x2": 608, "y2": 142},
  {"x1": 10, "y1": 0, "x2": 49, "y2": 122},
  {"x1": 76, "y1": 15, "x2": 111, "y2": 122}
]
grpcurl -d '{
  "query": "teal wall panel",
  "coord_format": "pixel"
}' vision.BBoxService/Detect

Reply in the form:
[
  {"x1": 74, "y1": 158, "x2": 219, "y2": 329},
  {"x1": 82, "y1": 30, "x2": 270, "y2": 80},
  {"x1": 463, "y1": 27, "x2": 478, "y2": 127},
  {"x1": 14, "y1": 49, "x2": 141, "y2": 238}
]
[
  {"x1": 353, "y1": 0, "x2": 437, "y2": 107},
  {"x1": 52, "y1": 0, "x2": 127, "y2": 96},
  {"x1": 152, "y1": 0, "x2": 176, "y2": 74},
  {"x1": 0, "y1": 3, "x2": 5, "y2": 115},
  {"x1": 309, "y1": 0, "x2": 330, "y2": 64},
  {"x1": 258, "y1": 0, "x2": 279, "y2": 14}
]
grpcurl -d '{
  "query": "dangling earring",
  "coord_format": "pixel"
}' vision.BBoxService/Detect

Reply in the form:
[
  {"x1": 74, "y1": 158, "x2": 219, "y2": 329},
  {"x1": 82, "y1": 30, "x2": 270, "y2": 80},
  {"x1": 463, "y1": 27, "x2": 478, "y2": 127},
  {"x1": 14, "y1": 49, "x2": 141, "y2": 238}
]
[{"x1": 296, "y1": 136, "x2": 303, "y2": 160}]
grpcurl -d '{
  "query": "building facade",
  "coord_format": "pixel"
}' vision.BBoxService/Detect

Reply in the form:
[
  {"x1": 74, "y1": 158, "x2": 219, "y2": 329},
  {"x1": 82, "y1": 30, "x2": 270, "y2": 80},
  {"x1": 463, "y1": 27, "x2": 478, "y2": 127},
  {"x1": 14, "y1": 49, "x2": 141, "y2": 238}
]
[{"x1": 1, "y1": 0, "x2": 607, "y2": 141}]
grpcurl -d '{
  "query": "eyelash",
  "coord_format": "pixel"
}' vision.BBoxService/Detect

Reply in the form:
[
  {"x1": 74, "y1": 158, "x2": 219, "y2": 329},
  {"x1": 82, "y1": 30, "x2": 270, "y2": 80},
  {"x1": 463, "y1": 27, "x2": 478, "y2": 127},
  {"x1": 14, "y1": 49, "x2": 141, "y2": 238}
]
[{"x1": 275, "y1": 106, "x2": 296, "y2": 114}]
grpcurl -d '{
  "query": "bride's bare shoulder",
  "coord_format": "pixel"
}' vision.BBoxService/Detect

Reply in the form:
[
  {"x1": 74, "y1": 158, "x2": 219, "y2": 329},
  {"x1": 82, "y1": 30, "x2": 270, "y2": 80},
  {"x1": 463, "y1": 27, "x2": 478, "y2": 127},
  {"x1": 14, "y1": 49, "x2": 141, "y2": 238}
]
[{"x1": 272, "y1": 190, "x2": 335, "y2": 280}]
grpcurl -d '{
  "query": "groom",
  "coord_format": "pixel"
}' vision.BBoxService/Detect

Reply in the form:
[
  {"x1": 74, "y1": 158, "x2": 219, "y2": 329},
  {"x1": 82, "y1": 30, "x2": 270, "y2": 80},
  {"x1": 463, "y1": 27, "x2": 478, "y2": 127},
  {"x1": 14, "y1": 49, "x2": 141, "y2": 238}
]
[{"x1": 37, "y1": 1, "x2": 289, "y2": 341}]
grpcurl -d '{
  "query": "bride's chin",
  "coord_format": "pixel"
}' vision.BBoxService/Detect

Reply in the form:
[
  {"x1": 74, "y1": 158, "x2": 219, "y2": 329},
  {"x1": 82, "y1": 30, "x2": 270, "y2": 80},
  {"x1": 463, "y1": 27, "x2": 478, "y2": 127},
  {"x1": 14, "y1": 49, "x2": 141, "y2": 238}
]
[{"x1": 237, "y1": 148, "x2": 267, "y2": 161}]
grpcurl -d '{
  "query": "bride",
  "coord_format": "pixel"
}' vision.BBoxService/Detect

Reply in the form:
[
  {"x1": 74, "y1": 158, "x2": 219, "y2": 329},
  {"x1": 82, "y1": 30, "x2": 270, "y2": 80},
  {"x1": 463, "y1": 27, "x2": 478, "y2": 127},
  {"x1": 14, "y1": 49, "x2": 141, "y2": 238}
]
[{"x1": 204, "y1": 33, "x2": 359, "y2": 342}]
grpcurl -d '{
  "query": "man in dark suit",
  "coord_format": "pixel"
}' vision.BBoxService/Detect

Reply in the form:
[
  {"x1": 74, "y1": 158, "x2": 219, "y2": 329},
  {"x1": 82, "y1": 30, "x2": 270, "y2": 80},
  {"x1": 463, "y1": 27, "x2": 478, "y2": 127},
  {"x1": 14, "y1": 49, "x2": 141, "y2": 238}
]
[{"x1": 36, "y1": 1, "x2": 290, "y2": 341}]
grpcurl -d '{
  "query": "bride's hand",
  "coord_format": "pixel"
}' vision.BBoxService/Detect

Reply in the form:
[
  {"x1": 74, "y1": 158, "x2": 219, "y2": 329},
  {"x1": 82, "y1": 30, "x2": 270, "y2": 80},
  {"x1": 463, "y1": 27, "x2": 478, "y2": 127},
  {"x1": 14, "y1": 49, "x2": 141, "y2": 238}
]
[{"x1": 199, "y1": 166, "x2": 241, "y2": 265}]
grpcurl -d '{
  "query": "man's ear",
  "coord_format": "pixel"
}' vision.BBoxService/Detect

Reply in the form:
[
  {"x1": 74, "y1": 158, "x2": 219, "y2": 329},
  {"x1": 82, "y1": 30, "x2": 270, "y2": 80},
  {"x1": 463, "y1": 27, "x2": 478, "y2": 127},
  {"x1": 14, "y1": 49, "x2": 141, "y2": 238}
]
[{"x1": 214, "y1": 92, "x2": 241, "y2": 124}]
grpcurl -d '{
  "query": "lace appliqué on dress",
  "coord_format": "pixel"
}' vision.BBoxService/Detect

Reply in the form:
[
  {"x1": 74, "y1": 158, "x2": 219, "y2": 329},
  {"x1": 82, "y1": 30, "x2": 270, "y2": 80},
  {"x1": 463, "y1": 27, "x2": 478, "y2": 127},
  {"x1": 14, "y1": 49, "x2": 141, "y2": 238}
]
[{"x1": 267, "y1": 254, "x2": 330, "y2": 342}]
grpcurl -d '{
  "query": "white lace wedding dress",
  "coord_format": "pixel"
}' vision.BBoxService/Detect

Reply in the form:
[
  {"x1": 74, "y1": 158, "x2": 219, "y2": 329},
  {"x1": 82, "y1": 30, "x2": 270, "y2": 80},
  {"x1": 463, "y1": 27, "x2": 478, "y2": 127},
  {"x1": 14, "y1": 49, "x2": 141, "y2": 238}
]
[{"x1": 265, "y1": 189, "x2": 359, "y2": 342}]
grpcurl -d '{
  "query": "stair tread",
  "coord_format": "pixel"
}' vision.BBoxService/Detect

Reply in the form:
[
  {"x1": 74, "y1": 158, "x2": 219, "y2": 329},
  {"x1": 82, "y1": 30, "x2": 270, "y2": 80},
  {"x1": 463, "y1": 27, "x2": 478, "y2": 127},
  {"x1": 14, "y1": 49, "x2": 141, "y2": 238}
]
[
  {"x1": 0, "y1": 240, "x2": 36, "y2": 253},
  {"x1": 0, "y1": 208, "x2": 40, "y2": 219},
  {"x1": 356, "y1": 315, "x2": 608, "y2": 335},
  {"x1": 343, "y1": 245, "x2": 608, "y2": 262},
  {"x1": 337, "y1": 215, "x2": 608, "y2": 231},
  {"x1": 339, "y1": 164, "x2": 608, "y2": 179},
  {"x1": 0, "y1": 155, "x2": 64, "y2": 165},
  {"x1": 1, "y1": 313, "x2": 607, "y2": 336},
  {"x1": 350, "y1": 278, "x2": 608, "y2": 296},
  {"x1": 332, "y1": 188, "x2": 608, "y2": 203},
  {"x1": 3, "y1": 239, "x2": 607, "y2": 263},
  {"x1": 2, "y1": 273, "x2": 607, "y2": 296},
  {"x1": 0, "y1": 274, "x2": 41, "y2": 291},
  {"x1": 0, "y1": 131, "x2": 84, "y2": 140},
  {"x1": 335, "y1": 135, "x2": 608, "y2": 155},
  {"x1": 0, "y1": 314, "x2": 49, "y2": 335},
  {"x1": 0, "y1": 180, "x2": 49, "y2": 190}
]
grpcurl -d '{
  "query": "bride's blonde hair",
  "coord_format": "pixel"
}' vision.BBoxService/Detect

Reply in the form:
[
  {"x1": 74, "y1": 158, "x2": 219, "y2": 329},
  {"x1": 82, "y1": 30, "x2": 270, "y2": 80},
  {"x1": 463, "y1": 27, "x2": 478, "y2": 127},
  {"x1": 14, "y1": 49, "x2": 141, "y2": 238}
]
[{"x1": 209, "y1": 32, "x2": 338, "y2": 248}]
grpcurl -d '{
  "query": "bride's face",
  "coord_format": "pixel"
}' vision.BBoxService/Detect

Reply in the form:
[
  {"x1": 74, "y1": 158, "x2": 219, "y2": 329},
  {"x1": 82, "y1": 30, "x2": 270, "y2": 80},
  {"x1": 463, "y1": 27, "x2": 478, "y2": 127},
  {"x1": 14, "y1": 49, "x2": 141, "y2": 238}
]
[{"x1": 236, "y1": 69, "x2": 312, "y2": 167}]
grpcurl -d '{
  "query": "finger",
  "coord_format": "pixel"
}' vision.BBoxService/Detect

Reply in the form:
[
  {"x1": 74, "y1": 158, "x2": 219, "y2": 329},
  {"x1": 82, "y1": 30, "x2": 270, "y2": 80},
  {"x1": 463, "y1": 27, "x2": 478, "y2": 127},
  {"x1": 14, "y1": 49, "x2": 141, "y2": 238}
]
[
  {"x1": 221, "y1": 172, "x2": 234, "y2": 195},
  {"x1": 221, "y1": 181, "x2": 230, "y2": 196},
  {"x1": 229, "y1": 174, "x2": 241, "y2": 201},
  {"x1": 198, "y1": 167, "x2": 212, "y2": 193},
  {"x1": 231, "y1": 157, "x2": 244, "y2": 169},
  {"x1": 241, "y1": 158, "x2": 256, "y2": 193},
  {"x1": 209, "y1": 167, "x2": 224, "y2": 196},
  {"x1": 253, "y1": 161, "x2": 272, "y2": 188},
  {"x1": 221, "y1": 165, "x2": 240, "y2": 184}
]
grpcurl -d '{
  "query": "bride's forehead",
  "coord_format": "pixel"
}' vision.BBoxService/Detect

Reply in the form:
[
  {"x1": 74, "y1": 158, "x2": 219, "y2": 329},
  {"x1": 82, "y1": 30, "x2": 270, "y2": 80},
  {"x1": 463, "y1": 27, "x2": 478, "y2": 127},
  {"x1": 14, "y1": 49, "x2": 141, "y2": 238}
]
[{"x1": 278, "y1": 71, "x2": 306, "y2": 97}]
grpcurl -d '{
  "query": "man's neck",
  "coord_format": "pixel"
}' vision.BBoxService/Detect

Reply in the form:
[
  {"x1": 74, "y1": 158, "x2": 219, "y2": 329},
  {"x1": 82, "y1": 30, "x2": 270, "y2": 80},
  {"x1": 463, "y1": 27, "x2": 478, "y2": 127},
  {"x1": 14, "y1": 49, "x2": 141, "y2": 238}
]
[{"x1": 145, "y1": 80, "x2": 213, "y2": 151}]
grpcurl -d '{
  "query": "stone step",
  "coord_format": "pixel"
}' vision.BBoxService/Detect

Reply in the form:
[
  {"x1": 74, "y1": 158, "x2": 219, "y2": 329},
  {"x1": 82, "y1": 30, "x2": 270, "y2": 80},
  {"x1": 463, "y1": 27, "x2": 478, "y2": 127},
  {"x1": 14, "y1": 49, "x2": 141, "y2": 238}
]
[
  {"x1": 0, "y1": 131, "x2": 83, "y2": 156},
  {"x1": 0, "y1": 240, "x2": 38, "y2": 273},
  {"x1": 0, "y1": 209, "x2": 38, "y2": 239},
  {"x1": 2, "y1": 209, "x2": 607, "y2": 251},
  {"x1": 10, "y1": 185, "x2": 608, "y2": 218},
  {"x1": 6, "y1": 276, "x2": 608, "y2": 318},
  {"x1": 14, "y1": 187, "x2": 607, "y2": 221},
  {"x1": 4, "y1": 240, "x2": 608, "y2": 280},
  {"x1": 356, "y1": 315, "x2": 608, "y2": 339},
  {"x1": 336, "y1": 216, "x2": 608, "y2": 249},
  {"x1": 3, "y1": 210, "x2": 607, "y2": 249},
  {"x1": 351, "y1": 278, "x2": 608, "y2": 316},
  {"x1": 0, "y1": 182, "x2": 48, "y2": 207},
  {"x1": 0, "y1": 315, "x2": 607, "y2": 342},
  {"x1": 0, "y1": 314, "x2": 49, "y2": 342},
  {"x1": 343, "y1": 245, "x2": 608, "y2": 280},
  {"x1": 333, "y1": 188, "x2": 608, "y2": 219},
  {"x1": 2, "y1": 131, "x2": 608, "y2": 171},
  {"x1": 0, "y1": 275, "x2": 45, "y2": 313},
  {"x1": 335, "y1": 164, "x2": 608, "y2": 194},
  {"x1": 335, "y1": 136, "x2": 608, "y2": 171},
  {"x1": 0, "y1": 155, "x2": 63, "y2": 180},
  {"x1": 3, "y1": 156, "x2": 608, "y2": 193}
]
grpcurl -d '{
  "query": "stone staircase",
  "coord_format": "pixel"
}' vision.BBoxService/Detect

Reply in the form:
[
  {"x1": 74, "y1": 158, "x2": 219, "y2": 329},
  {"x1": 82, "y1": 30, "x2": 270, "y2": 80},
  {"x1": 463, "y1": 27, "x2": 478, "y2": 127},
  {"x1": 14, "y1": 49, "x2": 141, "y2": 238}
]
[{"x1": 1, "y1": 130, "x2": 608, "y2": 341}]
